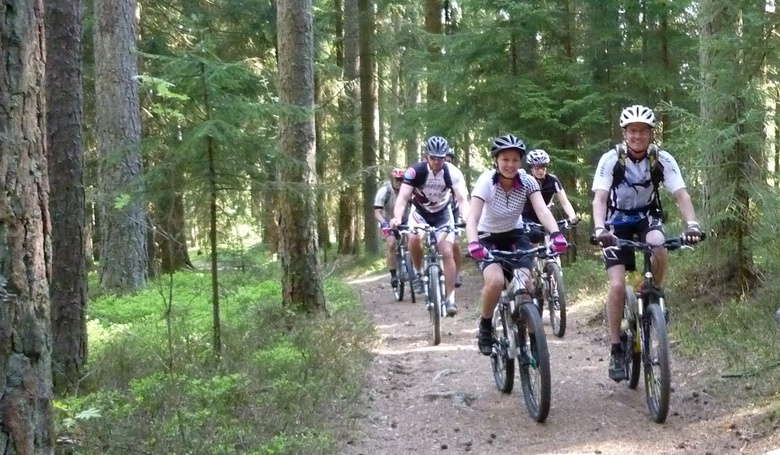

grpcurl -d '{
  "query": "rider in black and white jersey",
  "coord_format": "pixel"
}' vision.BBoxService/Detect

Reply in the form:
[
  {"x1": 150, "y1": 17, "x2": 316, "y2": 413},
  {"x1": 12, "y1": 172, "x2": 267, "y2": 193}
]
[{"x1": 390, "y1": 136, "x2": 470, "y2": 317}]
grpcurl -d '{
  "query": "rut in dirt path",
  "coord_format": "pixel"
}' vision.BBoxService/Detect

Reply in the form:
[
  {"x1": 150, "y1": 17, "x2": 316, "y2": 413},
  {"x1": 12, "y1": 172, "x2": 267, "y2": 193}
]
[{"x1": 339, "y1": 269, "x2": 777, "y2": 455}]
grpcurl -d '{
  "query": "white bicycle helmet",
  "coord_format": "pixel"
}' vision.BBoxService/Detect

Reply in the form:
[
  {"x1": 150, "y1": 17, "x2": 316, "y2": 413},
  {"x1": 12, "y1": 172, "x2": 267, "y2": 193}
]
[
  {"x1": 527, "y1": 149, "x2": 550, "y2": 166},
  {"x1": 619, "y1": 104, "x2": 656, "y2": 128},
  {"x1": 490, "y1": 134, "x2": 526, "y2": 158},
  {"x1": 425, "y1": 136, "x2": 450, "y2": 157}
]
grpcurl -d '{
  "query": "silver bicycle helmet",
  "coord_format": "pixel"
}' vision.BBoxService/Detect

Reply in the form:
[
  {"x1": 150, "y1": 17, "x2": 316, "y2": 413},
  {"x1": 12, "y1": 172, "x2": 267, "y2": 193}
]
[
  {"x1": 527, "y1": 149, "x2": 550, "y2": 166},
  {"x1": 425, "y1": 136, "x2": 450, "y2": 157}
]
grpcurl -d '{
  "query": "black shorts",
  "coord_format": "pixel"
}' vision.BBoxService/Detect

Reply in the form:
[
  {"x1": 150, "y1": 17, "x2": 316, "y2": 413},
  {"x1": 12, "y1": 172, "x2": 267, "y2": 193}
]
[
  {"x1": 411, "y1": 206, "x2": 453, "y2": 229},
  {"x1": 604, "y1": 217, "x2": 664, "y2": 271},
  {"x1": 477, "y1": 229, "x2": 533, "y2": 280}
]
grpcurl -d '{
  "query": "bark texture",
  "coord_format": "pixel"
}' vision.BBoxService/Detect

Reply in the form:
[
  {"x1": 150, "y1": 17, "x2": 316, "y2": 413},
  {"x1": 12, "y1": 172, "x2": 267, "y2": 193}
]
[
  {"x1": 45, "y1": 0, "x2": 88, "y2": 394},
  {"x1": 277, "y1": 0, "x2": 326, "y2": 311},
  {"x1": 94, "y1": 0, "x2": 148, "y2": 292},
  {"x1": 0, "y1": 0, "x2": 55, "y2": 452}
]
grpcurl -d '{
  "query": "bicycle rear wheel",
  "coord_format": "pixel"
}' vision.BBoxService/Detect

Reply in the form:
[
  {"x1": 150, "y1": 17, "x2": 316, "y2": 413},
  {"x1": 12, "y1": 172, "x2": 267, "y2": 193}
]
[
  {"x1": 428, "y1": 266, "x2": 442, "y2": 345},
  {"x1": 545, "y1": 263, "x2": 567, "y2": 338},
  {"x1": 643, "y1": 303, "x2": 671, "y2": 423},
  {"x1": 393, "y1": 269, "x2": 404, "y2": 301},
  {"x1": 517, "y1": 301, "x2": 551, "y2": 422},
  {"x1": 491, "y1": 304, "x2": 514, "y2": 393}
]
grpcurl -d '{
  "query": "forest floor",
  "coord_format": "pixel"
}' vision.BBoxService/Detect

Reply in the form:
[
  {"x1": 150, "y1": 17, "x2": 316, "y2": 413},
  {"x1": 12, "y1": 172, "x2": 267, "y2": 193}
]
[{"x1": 339, "y1": 265, "x2": 780, "y2": 455}]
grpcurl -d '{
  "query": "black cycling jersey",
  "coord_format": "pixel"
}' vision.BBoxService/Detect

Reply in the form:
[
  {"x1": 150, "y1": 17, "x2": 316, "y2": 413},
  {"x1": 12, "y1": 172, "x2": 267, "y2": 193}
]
[{"x1": 522, "y1": 173, "x2": 562, "y2": 224}]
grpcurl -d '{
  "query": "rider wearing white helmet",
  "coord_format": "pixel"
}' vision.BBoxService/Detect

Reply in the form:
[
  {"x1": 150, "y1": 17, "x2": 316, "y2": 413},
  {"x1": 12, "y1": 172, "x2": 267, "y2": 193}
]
[
  {"x1": 522, "y1": 149, "x2": 578, "y2": 233},
  {"x1": 592, "y1": 104, "x2": 702, "y2": 382}
]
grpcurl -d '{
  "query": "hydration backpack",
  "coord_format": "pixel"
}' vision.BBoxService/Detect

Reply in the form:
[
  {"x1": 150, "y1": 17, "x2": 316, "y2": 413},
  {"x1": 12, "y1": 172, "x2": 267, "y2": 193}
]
[{"x1": 609, "y1": 143, "x2": 665, "y2": 220}]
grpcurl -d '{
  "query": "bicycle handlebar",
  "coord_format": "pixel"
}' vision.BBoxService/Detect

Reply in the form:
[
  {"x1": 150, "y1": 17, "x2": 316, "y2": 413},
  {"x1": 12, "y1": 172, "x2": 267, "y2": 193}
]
[
  {"x1": 589, "y1": 233, "x2": 707, "y2": 250},
  {"x1": 524, "y1": 219, "x2": 577, "y2": 232}
]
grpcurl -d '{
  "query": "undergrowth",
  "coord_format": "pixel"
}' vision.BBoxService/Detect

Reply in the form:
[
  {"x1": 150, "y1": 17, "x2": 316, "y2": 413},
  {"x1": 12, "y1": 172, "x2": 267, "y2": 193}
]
[{"x1": 56, "y1": 247, "x2": 374, "y2": 455}]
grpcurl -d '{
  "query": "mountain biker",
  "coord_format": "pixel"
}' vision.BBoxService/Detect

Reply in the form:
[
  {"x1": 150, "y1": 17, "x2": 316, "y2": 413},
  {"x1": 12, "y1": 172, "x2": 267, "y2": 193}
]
[
  {"x1": 466, "y1": 134, "x2": 569, "y2": 355},
  {"x1": 374, "y1": 168, "x2": 411, "y2": 290},
  {"x1": 390, "y1": 136, "x2": 470, "y2": 317},
  {"x1": 591, "y1": 104, "x2": 702, "y2": 382},
  {"x1": 445, "y1": 147, "x2": 465, "y2": 288},
  {"x1": 522, "y1": 149, "x2": 579, "y2": 240}
]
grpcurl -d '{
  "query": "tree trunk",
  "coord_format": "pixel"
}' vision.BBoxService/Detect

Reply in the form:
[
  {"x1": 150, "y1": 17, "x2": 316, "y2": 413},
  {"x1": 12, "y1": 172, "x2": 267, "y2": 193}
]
[
  {"x1": 402, "y1": 49, "x2": 419, "y2": 165},
  {"x1": 0, "y1": 0, "x2": 55, "y2": 451},
  {"x1": 45, "y1": 0, "x2": 88, "y2": 394},
  {"x1": 424, "y1": 0, "x2": 443, "y2": 103},
  {"x1": 277, "y1": 0, "x2": 327, "y2": 311},
  {"x1": 337, "y1": 0, "x2": 360, "y2": 255},
  {"x1": 200, "y1": 62, "x2": 222, "y2": 356},
  {"x1": 360, "y1": 0, "x2": 379, "y2": 255},
  {"x1": 156, "y1": 187, "x2": 193, "y2": 274},
  {"x1": 315, "y1": 75, "x2": 331, "y2": 252},
  {"x1": 94, "y1": 0, "x2": 148, "y2": 292}
]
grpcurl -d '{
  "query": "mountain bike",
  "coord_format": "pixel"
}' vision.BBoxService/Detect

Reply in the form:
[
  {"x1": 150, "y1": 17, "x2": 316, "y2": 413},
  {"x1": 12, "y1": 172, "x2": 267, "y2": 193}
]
[
  {"x1": 525, "y1": 219, "x2": 575, "y2": 338},
  {"x1": 400, "y1": 223, "x2": 461, "y2": 346},
  {"x1": 596, "y1": 233, "x2": 705, "y2": 423},
  {"x1": 486, "y1": 245, "x2": 554, "y2": 422},
  {"x1": 391, "y1": 227, "x2": 415, "y2": 303}
]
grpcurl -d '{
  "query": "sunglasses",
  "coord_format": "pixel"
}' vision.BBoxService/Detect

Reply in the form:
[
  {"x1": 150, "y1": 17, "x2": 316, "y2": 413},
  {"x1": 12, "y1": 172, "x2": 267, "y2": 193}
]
[{"x1": 428, "y1": 155, "x2": 445, "y2": 161}]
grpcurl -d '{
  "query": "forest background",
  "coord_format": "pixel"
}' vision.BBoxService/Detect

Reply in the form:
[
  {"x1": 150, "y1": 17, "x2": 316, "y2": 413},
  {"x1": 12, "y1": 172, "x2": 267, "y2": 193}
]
[{"x1": 2, "y1": 0, "x2": 780, "y2": 453}]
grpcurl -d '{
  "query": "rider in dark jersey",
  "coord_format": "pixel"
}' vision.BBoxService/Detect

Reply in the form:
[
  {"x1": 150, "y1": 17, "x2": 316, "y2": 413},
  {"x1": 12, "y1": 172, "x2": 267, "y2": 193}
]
[{"x1": 521, "y1": 149, "x2": 578, "y2": 242}]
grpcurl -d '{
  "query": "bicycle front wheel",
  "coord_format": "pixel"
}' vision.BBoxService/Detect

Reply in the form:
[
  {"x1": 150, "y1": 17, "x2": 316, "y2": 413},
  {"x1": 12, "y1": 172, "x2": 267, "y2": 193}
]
[
  {"x1": 517, "y1": 302, "x2": 551, "y2": 422},
  {"x1": 405, "y1": 253, "x2": 416, "y2": 303},
  {"x1": 643, "y1": 302, "x2": 671, "y2": 423},
  {"x1": 491, "y1": 304, "x2": 515, "y2": 393},
  {"x1": 428, "y1": 266, "x2": 442, "y2": 346},
  {"x1": 545, "y1": 263, "x2": 567, "y2": 338},
  {"x1": 625, "y1": 290, "x2": 641, "y2": 389},
  {"x1": 393, "y1": 267, "x2": 404, "y2": 302}
]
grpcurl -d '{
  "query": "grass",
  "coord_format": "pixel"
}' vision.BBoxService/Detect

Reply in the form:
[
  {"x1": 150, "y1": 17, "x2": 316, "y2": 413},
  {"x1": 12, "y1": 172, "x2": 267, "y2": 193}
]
[{"x1": 57, "y1": 248, "x2": 374, "y2": 455}]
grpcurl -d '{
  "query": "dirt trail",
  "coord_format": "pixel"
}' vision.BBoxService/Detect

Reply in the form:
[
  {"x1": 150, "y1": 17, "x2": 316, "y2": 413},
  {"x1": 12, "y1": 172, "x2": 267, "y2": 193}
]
[{"x1": 340, "y1": 268, "x2": 780, "y2": 455}]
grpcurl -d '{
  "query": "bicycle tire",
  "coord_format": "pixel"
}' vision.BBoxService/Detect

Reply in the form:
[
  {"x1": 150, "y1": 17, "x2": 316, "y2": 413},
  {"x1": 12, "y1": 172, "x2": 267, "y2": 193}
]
[
  {"x1": 625, "y1": 291, "x2": 641, "y2": 389},
  {"x1": 405, "y1": 254, "x2": 416, "y2": 303},
  {"x1": 394, "y1": 278, "x2": 404, "y2": 301},
  {"x1": 517, "y1": 302, "x2": 551, "y2": 422},
  {"x1": 491, "y1": 304, "x2": 515, "y2": 393},
  {"x1": 429, "y1": 266, "x2": 442, "y2": 346},
  {"x1": 545, "y1": 263, "x2": 567, "y2": 338},
  {"x1": 643, "y1": 303, "x2": 671, "y2": 423}
]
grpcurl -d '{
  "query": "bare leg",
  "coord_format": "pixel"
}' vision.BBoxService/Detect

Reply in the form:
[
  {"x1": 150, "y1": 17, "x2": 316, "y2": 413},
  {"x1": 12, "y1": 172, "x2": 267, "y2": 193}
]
[
  {"x1": 480, "y1": 263, "x2": 505, "y2": 318},
  {"x1": 606, "y1": 265, "x2": 627, "y2": 344}
]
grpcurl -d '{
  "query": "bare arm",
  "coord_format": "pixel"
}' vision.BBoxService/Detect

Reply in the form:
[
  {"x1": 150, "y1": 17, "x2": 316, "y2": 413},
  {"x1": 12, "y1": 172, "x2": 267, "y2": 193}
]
[
  {"x1": 390, "y1": 183, "x2": 413, "y2": 226},
  {"x1": 453, "y1": 183, "x2": 470, "y2": 223},
  {"x1": 374, "y1": 208, "x2": 387, "y2": 224},
  {"x1": 466, "y1": 197, "x2": 484, "y2": 244},
  {"x1": 555, "y1": 187, "x2": 577, "y2": 221},
  {"x1": 530, "y1": 192, "x2": 559, "y2": 234},
  {"x1": 592, "y1": 189, "x2": 609, "y2": 232},
  {"x1": 672, "y1": 188, "x2": 698, "y2": 224}
]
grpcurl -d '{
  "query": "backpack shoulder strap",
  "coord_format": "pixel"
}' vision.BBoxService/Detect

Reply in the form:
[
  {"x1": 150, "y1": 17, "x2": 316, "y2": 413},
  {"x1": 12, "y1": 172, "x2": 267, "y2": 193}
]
[
  {"x1": 443, "y1": 163, "x2": 453, "y2": 190},
  {"x1": 647, "y1": 144, "x2": 664, "y2": 189},
  {"x1": 610, "y1": 144, "x2": 627, "y2": 189}
]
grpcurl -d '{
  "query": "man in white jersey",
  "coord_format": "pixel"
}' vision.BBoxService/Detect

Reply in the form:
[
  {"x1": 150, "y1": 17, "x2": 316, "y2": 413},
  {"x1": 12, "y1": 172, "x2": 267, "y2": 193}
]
[
  {"x1": 592, "y1": 104, "x2": 702, "y2": 382},
  {"x1": 390, "y1": 136, "x2": 470, "y2": 317}
]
